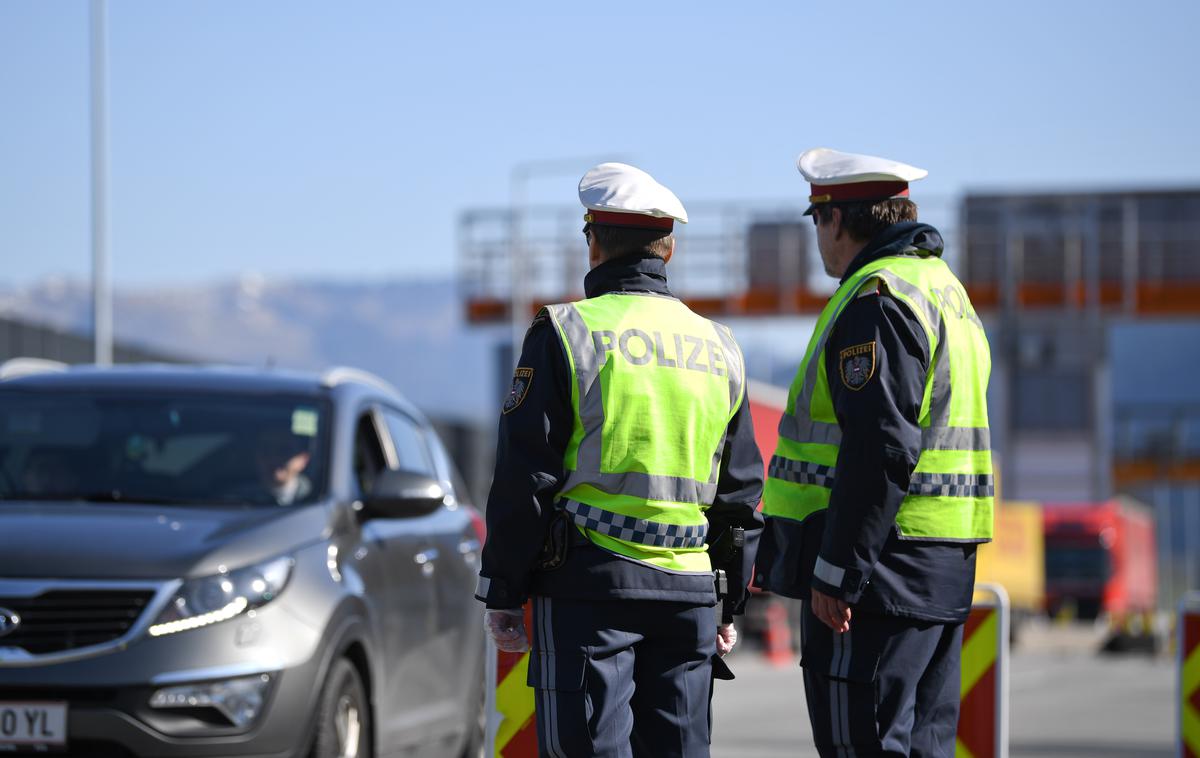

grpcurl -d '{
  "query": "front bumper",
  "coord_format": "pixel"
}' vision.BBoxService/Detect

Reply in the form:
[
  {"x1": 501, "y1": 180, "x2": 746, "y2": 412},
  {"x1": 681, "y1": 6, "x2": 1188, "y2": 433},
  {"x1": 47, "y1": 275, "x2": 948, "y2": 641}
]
[
  {"x1": 3, "y1": 665, "x2": 313, "y2": 757},
  {"x1": 0, "y1": 600, "x2": 329, "y2": 757}
]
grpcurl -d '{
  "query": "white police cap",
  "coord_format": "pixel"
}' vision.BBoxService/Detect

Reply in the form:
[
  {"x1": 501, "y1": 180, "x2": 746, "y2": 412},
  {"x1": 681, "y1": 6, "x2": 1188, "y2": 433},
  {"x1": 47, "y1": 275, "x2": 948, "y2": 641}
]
[
  {"x1": 578, "y1": 162, "x2": 688, "y2": 231},
  {"x1": 797, "y1": 147, "x2": 928, "y2": 215}
]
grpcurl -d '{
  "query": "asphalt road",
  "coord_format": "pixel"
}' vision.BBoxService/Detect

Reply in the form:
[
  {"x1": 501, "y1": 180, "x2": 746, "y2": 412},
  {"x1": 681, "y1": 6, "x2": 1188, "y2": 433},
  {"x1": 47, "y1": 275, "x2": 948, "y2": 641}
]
[{"x1": 711, "y1": 635, "x2": 1175, "y2": 758}]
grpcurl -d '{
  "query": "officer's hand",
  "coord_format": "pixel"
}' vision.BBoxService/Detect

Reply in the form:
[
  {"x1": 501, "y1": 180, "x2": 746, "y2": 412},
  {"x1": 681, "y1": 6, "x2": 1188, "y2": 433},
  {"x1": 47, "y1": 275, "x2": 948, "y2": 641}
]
[
  {"x1": 716, "y1": 622, "x2": 738, "y2": 657},
  {"x1": 810, "y1": 588, "x2": 852, "y2": 634},
  {"x1": 484, "y1": 609, "x2": 529, "y2": 652}
]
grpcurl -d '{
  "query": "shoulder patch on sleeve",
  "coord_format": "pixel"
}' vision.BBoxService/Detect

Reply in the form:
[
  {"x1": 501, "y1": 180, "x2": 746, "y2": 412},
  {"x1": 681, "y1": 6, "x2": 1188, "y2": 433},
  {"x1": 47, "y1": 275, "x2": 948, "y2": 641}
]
[
  {"x1": 502, "y1": 367, "x2": 535, "y2": 414},
  {"x1": 838, "y1": 342, "x2": 877, "y2": 390}
]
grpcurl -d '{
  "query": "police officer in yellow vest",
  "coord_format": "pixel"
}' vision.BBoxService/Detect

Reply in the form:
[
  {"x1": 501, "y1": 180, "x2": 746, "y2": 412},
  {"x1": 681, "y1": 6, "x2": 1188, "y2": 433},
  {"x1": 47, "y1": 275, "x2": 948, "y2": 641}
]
[
  {"x1": 754, "y1": 148, "x2": 993, "y2": 757},
  {"x1": 476, "y1": 162, "x2": 764, "y2": 757}
]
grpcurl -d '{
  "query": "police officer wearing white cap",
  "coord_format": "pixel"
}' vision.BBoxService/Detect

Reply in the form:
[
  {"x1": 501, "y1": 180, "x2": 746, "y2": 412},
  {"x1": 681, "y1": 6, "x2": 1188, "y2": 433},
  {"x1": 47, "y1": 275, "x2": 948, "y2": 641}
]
[
  {"x1": 755, "y1": 148, "x2": 994, "y2": 757},
  {"x1": 476, "y1": 162, "x2": 764, "y2": 757}
]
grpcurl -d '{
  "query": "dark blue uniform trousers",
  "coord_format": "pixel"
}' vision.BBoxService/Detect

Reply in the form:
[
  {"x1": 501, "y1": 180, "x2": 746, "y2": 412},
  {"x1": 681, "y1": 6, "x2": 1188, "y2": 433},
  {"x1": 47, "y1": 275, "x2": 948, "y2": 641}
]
[
  {"x1": 528, "y1": 596, "x2": 715, "y2": 758},
  {"x1": 800, "y1": 602, "x2": 963, "y2": 758}
]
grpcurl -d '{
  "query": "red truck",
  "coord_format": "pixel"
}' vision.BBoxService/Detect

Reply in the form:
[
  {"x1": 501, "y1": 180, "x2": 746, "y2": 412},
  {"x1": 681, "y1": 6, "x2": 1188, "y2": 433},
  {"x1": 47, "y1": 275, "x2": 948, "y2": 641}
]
[{"x1": 1042, "y1": 499, "x2": 1157, "y2": 623}]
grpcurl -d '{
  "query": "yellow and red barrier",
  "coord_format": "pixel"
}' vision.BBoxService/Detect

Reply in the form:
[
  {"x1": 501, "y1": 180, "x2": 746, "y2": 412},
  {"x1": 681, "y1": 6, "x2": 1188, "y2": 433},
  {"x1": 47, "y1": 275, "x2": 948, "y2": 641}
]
[
  {"x1": 485, "y1": 604, "x2": 538, "y2": 758},
  {"x1": 956, "y1": 583, "x2": 1010, "y2": 758},
  {"x1": 1181, "y1": 592, "x2": 1200, "y2": 758}
]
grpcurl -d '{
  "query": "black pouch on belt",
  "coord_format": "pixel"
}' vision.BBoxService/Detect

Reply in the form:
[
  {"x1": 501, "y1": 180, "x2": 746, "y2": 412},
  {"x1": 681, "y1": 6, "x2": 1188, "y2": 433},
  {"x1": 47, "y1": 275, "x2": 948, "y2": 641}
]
[
  {"x1": 536, "y1": 509, "x2": 572, "y2": 571},
  {"x1": 711, "y1": 654, "x2": 735, "y2": 681}
]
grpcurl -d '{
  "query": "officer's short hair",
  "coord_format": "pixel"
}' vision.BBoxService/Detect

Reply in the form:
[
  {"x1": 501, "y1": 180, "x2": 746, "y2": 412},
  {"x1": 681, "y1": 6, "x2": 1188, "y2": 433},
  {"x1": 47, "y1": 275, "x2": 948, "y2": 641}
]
[
  {"x1": 815, "y1": 198, "x2": 918, "y2": 243},
  {"x1": 590, "y1": 224, "x2": 674, "y2": 261}
]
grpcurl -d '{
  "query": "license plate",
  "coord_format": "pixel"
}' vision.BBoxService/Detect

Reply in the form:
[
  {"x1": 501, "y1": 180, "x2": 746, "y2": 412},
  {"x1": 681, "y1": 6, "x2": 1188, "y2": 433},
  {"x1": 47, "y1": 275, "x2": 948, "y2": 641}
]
[{"x1": 0, "y1": 702, "x2": 67, "y2": 752}]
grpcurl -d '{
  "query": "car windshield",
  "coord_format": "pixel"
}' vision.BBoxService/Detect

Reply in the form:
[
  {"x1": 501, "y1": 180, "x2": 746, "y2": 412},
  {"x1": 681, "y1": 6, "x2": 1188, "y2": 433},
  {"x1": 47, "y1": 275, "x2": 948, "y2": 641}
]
[
  {"x1": 0, "y1": 390, "x2": 330, "y2": 507},
  {"x1": 1045, "y1": 543, "x2": 1112, "y2": 581}
]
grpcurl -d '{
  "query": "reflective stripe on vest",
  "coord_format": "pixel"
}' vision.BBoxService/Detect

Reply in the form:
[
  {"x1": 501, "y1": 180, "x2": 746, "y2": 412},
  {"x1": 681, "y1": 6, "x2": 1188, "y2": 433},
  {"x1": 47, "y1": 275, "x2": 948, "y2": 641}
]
[
  {"x1": 562, "y1": 500, "x2": 709, "y2": 549},
  {"x1": 545, "y1": 293, "x2": 745, "y2": 572},
  {"x1": 762, "y1": 253, "x2": 994, "y2": 542},
  {"x1": 768, "y1": 464, "x2": 995, "y2": 498}
]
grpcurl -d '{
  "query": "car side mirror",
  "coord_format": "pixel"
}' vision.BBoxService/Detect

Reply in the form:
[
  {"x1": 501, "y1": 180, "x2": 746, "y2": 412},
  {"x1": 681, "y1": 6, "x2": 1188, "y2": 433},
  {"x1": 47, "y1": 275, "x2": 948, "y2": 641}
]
[{"x1": 361, "y1": 470, "x2": 447, "y2": 519}]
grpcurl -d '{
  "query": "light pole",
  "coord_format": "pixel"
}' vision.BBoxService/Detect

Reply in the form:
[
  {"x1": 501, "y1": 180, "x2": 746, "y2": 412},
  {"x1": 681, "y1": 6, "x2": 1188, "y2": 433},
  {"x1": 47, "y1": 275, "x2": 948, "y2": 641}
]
[
  {"x1": 507, "y1": 155, "x2": 631, "y2": 366},
  {"x1": 90, "y1": 0, "x2": 112, "y2": 366}
]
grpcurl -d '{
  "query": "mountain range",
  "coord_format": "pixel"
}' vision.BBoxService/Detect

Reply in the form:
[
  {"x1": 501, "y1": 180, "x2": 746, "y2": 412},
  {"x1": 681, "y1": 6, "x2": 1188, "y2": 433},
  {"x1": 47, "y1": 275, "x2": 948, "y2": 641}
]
[
  {"x1": 0, "y1": 275, "x2": 507, "y2": 422},
  {"x1": 0, "y1": 274, "x2": 823, "y2": 428}
]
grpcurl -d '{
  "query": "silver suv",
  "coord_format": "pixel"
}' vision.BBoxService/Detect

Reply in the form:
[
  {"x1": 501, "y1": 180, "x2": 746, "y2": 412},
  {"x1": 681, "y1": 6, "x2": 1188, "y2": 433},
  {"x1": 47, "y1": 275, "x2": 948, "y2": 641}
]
[{"x1": 0, "y1": 363, "x2": 486, "y2": 757}]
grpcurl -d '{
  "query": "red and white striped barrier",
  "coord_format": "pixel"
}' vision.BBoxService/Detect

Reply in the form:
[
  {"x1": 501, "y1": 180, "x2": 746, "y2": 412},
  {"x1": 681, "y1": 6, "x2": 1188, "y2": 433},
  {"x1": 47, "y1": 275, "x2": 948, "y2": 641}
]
[
  {"x1": 485, "y1": 604, "x2": 537, "y2": 757},
  {"x1": 1181, "y1": 592, "x2": 1200, "y2": 758},
  {"x1": 956, "y1": 583, "x2": 1010, "y2": 758}
]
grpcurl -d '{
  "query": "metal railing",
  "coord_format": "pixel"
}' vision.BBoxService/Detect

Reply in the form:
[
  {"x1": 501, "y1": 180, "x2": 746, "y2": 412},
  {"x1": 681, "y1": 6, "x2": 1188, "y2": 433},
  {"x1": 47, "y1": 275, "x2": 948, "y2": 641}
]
[
  {"x1": 460, "y1": 188, "x2": 1200, "y2": 320},
  {"x1": 458, "y1": 196, "x2": 961, "y2": 320},
  {"x1": 962, "y1": 190, "x2": 1200, "y2": 314}
]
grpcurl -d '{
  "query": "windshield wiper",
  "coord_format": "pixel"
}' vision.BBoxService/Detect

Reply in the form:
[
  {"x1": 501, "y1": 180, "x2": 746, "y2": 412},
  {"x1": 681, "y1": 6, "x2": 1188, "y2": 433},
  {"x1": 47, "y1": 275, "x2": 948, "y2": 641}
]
[
  {"x1": 1, "y1": 491, "x2": 216, "y2": 506},
  {"x1": 76, "y1": 490, "x2": 128, "y2": 503}
]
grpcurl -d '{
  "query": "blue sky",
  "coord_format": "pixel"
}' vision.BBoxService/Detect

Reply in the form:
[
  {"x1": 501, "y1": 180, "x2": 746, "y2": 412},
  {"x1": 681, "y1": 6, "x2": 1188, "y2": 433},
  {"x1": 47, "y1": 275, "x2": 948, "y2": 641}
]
[{"x1": 3, "y1": 1, "x2": 1199, "y2": 286}]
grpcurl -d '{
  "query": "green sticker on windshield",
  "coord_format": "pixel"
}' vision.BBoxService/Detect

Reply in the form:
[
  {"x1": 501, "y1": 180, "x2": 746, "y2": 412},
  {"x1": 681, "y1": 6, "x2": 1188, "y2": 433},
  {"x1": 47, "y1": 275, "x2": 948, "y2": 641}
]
[{"x1": 292, "y1": 408, "x2": 318, "y2": 437}]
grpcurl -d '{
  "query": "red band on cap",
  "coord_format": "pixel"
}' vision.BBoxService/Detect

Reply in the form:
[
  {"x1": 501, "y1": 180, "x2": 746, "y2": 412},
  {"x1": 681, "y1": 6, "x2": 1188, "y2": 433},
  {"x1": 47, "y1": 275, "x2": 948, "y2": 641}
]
[
  {"x1": 809, "y1": 181, "x2": 909, "y2": 204},
  {"x1": 585, "y1": 210, "x2": 674, "y2": 231}
]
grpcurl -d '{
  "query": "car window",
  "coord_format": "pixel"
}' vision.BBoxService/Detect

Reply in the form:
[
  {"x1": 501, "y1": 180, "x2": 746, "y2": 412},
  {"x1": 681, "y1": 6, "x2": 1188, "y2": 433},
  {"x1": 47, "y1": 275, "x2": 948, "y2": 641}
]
[
  {"x1": 424, "y1": 424, "x2": 471, "y2": 505},
  {"x1": 0, "y1": 392, "x2": 329, "y2": 507},
  {"x1": 353, "y1": 413, "x2": 388, "y2": 497},
  {"x1": 381, "y1": 410, "x2": 436, "y2": 477}
]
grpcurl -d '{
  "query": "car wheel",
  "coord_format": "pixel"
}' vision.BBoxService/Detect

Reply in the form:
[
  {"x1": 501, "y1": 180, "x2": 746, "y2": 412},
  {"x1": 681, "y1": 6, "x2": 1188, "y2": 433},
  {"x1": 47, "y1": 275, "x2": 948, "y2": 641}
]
[
  {"x1": 310, "y1": 657, "x2": 371, "y2": 758},
  {"x1": 460, "y1": 658, "x2": 487, "y2": 758}
]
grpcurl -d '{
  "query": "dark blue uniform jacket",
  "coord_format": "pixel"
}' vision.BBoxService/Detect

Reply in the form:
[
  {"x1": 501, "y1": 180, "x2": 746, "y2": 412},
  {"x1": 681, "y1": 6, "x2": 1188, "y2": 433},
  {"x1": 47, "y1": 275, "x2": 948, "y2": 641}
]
[
  {"x1": 756, "y1": 222, "x2": 979, "y2": 624},
  {"x1": 476, "y1": 254, "x2": 765, "y2": 613}
]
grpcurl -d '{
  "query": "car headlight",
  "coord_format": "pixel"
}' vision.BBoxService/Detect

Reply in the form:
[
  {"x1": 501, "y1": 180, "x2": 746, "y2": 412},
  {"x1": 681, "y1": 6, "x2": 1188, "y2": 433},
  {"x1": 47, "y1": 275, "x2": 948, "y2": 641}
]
[
  {"x1": 149, "y1": 674, "x2": 273, "y2": 728},
  {"x1": 149, "y1": 556, "x2": 293, "y2": 637}
]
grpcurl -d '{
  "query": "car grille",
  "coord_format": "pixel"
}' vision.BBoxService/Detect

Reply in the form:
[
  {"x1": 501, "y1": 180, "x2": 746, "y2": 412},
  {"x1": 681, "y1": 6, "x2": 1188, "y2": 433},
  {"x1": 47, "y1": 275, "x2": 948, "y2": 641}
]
[{"x1": 0, "y1": 589, "x2": 156, "y2": 655}]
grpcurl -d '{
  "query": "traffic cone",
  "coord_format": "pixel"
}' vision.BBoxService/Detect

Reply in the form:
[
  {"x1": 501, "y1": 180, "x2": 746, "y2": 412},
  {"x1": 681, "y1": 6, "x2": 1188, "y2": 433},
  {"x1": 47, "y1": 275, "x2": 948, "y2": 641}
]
[{"x1": 762, "y1": 600, "x2": 794, "y2": 667}]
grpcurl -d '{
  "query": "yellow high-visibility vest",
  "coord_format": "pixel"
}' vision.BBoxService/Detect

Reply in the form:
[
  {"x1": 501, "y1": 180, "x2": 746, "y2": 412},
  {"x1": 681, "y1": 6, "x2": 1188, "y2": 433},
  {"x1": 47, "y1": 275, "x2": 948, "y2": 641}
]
[
  {"x1": 544, "y1": 292, "x2": 745, "y2": 573},
  {"x1": 762, "y1": 254, "x2": 994, "y2": 542}
]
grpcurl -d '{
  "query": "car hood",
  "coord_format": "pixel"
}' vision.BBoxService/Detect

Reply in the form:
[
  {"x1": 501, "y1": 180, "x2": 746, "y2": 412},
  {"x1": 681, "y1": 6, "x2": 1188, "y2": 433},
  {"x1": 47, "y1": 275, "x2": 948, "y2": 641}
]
[{"x1": 0, "y1": 501, "x2": 333, "y2": 580}]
